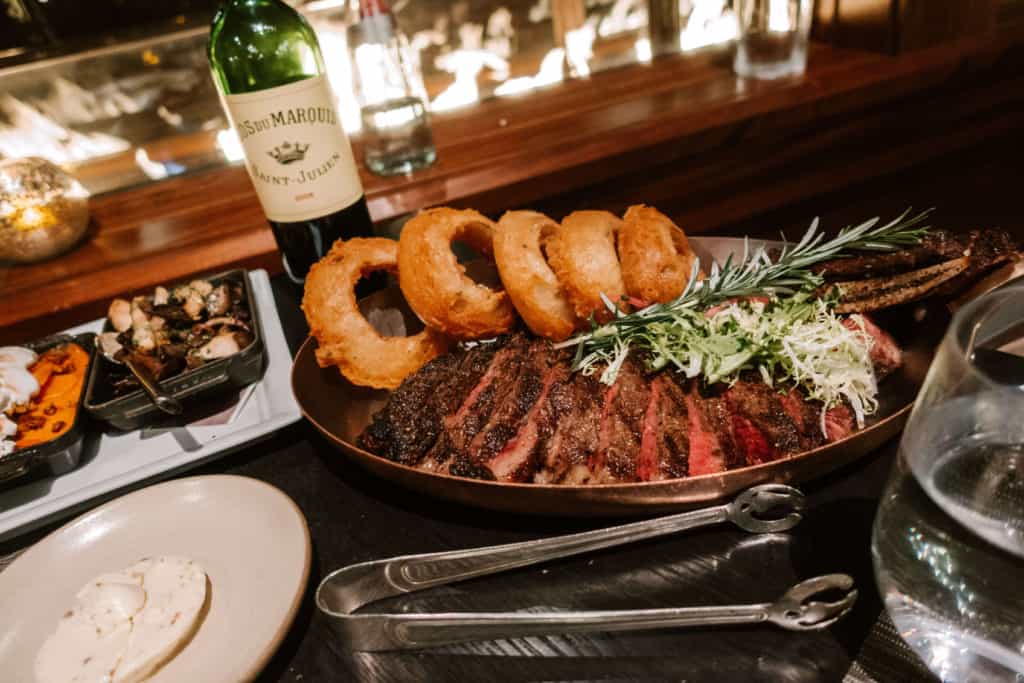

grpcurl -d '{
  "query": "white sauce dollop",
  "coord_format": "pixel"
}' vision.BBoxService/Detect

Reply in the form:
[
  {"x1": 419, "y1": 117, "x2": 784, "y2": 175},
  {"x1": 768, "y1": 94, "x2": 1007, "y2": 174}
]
[{"x1": 35, "y1": 557, "x2": 208, "y2": 683}]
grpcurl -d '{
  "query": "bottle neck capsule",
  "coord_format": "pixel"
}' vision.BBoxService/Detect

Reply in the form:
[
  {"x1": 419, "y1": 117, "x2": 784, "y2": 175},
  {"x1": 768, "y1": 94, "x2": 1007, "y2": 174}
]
[{"x1": 358, "y1": 0, "x2": 391, "y2": 19}]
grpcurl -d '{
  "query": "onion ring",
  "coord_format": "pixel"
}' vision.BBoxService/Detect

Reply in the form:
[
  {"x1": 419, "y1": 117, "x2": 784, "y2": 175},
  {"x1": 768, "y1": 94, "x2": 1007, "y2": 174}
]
[
  {"x1": 493, "y1": 210, "x2": 579, "y2": 341},
  {"x1": 398, "y1": 207, "x2": 517, "y2": 339},
  {"x1": 618, "y1": 204, "x2": 698, "y2": 305},
  {"x1": 546, "y1": 210, "x2": 626, "y2": 321},
  {"x1": 302, "y1": 238, "x2": 450, "y2": 389}
]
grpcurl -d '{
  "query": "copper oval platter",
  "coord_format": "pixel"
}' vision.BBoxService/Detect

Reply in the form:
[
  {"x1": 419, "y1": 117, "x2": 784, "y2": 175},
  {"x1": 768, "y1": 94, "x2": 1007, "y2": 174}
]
[{"x1": 291, "y1": 237, "x2": 948, "y2": 516}]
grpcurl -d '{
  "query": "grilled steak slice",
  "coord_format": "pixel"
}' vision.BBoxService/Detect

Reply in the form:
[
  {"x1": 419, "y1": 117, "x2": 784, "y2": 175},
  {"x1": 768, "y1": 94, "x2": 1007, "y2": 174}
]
[
  {"x1": 825, "y1": 404, "x2": 855, "y2": 441},
  {"x1": 683, "y1": 381, "x2": 739, "y2": 475},
  {"x1": 636, "y1": 375, "x2": 690, "y2": 481},
  {"x1": 722, "y1": 378, "x2": 803, "y2": 466},
  {"x1": 357, "y1": 352, "x2": 460, "y2": 463},
  {"x1": 814, "y1": 229, "x2": 969, "y2": 281},
  {"x1": 487, "y1": 362, "x2": 568, "y2": 482},
  {"x1": 451, "y1": 341, "x2": 563, "y2": 481},
  {"x1": 930, "y1": 229, "x2": 1020, "y2": 298},
  {"x1": 844, "y1": 315, "x2": 902, "y2": 379},
  {"x1": 592, "y1": 360, "x2": 650, "y2": 482},
  {"x1": 359, "y1": 342, "x2": 500, "y2": 465},
  {"x1": 420, "y1": 335, "x2": 531, "y2": 477},
  {"x1": 778, "y1": 388, "x2": 827, "y2": 451},
  {"x1": 533, "y1": 372, "x2": 605, "y2": 484}
]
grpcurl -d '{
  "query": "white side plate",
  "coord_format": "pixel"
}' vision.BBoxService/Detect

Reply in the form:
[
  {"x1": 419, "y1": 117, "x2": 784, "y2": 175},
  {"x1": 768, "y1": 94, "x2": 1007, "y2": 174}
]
[
  {"x1": 0, "y1": 270, "x2": 301, "y2": 542},
  {"x1": 0, "y1": 475, "x2": 311, "y2": 683}
]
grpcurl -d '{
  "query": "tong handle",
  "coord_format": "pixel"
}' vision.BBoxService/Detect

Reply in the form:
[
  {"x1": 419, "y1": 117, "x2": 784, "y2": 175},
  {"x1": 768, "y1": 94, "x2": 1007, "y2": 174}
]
[
  {"x1": 319, "y1": 505, "x2": 728, "y2": 614},
  {"x1": 334, "y1": 573, "x2": 858, "y2": 651},
  {"x1": 339, "y1": 603, "x2": 770, "y2": 651}
]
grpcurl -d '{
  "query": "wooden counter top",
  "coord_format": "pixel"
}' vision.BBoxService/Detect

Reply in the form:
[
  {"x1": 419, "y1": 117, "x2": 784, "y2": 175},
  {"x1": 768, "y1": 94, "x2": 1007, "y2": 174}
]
[{"x1": 3, "y1": 25, "x2": 1024, "y2": 343}]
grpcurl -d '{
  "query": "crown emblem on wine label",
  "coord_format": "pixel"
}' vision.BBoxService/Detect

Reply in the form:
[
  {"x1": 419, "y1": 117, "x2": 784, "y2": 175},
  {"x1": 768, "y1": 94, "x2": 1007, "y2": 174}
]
[{"x1": 268, "y1": 141, "x2": 310, "y2": 165}]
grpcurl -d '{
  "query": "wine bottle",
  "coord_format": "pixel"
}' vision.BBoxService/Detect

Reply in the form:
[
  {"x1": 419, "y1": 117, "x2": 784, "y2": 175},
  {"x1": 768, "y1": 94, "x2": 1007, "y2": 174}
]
[{"x1": 208, "y1": 0, "x2": 374, "y2": 282}]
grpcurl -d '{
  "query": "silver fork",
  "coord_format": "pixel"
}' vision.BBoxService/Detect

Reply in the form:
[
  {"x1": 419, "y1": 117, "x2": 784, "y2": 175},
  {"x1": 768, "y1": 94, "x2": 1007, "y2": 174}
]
[{"x1": 315, "y1": 484, "x2": 856, "y2": 651}]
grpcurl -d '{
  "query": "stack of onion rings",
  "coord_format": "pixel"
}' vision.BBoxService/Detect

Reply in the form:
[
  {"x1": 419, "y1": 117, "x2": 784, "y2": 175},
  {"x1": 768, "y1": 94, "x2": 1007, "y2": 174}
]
[
  {"x1": 493, "y1": 211, "x2": 578, "y2": 341},
  {"x1": 618, "y1": 204, "x2": 698, "y2": 305},
  {"x1": 398, "y1": 208, "x2": 518, "y2": 340},
  {"x1": 302, "y1": 204, "x2": 698, "y2": 388},
  {"x1": 302, "y1": 238, "x2": 450, "y2": 389}
]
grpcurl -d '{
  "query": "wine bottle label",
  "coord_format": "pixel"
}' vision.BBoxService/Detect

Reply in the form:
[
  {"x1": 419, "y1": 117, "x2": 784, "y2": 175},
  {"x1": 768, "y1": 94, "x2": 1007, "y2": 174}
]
[{"x1": 222, "y1": 75, "x2": 363, "y2": 223}]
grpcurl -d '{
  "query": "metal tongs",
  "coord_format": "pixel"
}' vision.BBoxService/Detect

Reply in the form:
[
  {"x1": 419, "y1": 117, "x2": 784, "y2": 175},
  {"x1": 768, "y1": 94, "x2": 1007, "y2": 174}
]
[{"x1": 316, "y1": 484, "x2": 857, "y2": 651}]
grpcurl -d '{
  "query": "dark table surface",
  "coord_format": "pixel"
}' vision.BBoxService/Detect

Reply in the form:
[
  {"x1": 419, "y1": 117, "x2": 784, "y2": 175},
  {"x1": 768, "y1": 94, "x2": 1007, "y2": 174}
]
[{"x1": 242, "y1": 278, "x2": 905, "y2": 683}]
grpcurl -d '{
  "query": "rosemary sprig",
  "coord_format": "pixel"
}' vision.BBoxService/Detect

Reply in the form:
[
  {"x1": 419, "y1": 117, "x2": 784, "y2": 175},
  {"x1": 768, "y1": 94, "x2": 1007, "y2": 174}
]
[{"x1": 555, "y1": 208, "x2": 933, "y2": 383}]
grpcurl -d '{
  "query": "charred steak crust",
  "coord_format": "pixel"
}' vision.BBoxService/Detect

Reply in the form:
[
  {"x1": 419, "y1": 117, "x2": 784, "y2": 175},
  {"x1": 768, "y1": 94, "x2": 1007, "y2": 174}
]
[
  {"x1": 816, "y1": 228, "x2": 1020, "y2": 301},
  {"x1": 357, "y1": 352, "x2": 460, "y2": 463},
  {"x1": 423, "y1": 335, "x2": 532, "y2": 476},
  {"x1": 722, "y1": 377, "x2": 803, "y2": 466},
  {"x1": 533, "y1": 371, "x2": 604, "y2": 484},
  {"x1": 595, "y1": 361, "x2": 650, "y2": 482},
  {"x1": 358, "y1": 339, "x2": 504, "y2": 465},
  {"x1": 814, "y1": 229, "x2": 970, "y2": 280}
]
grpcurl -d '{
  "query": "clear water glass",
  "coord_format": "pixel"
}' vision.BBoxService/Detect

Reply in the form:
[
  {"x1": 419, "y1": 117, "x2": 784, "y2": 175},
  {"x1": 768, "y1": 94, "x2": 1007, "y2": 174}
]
[
  {"x1": 733, "y1": 0, "x2": 814, "y2": 80},
  {"x1": 872, "y1": 279, "x2": 1024, "y2": 682}
]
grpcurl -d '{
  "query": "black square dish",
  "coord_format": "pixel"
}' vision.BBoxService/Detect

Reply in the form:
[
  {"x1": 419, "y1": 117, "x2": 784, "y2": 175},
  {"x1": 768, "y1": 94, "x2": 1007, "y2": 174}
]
[
  {"x1": 83, "y1": 269, "x2": 267, "y2": 431},
  {"x1": 0, "y1": 332, "x2": 98, "y2": 491}
]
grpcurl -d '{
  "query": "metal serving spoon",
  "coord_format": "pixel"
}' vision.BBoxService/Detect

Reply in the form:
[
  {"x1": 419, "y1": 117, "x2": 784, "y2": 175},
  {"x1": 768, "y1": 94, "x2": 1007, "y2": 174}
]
[
  {"x1": 94, "y1": 336, "x2": 183, "y2": 416},
  {"x1": 318, "y1": 483, "x2": 805, "y2": 615}
]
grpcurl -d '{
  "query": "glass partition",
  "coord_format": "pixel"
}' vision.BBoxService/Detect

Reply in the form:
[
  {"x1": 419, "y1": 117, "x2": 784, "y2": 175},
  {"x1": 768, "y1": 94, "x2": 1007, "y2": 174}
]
[{"x1": 0, "y1": 0, "x2": 742, "y2": 195}]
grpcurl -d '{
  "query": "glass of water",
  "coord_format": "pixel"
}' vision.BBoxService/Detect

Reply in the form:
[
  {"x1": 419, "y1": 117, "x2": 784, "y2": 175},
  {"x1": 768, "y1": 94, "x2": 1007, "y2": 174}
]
[
  {"x1": 733, "y1": 0, "x2": 814, "y2": 79},
  {"x1": 873, "y1": 279, "x2": 1024, "y2": 682}
]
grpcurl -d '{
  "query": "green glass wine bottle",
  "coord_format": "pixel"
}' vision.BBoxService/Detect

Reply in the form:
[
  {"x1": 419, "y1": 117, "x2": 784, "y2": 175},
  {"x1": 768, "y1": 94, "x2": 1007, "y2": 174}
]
[{"x1": 208, "y1": 0, "x2": 374, "y2": 282}]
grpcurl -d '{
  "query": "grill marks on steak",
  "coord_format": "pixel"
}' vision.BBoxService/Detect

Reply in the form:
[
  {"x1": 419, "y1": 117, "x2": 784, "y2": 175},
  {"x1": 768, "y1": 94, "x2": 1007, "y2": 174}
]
[
  {"x1": 637, "y1": 376, "x2": 690, "y2": 481},
  {"x1": 358, "y1": 343, "x2": 500, "y2": 464},
  {"x1": 361, "y1": 323, "x2": 896, "y2": 482},
  {"x1": 683, "y1": 384, "x2": 736, "y2": 476},
  {"x1": 592, "y1": 362, "x2": 650, "y2": 482},
  {"x1": 722, "y1": 378, "x2": 803, "y2": 466},
  {"x1": 452, "y1": 340, "x2": 562, "y2": 481},
  {"x1": 420, "y1": 336, "x2": 528, "y2": 476},
  {"x1": 816, "y1": 229, "x2": 1020, "y2": 302},
  {"x1": 533, "y1": 372, "x2": 604, "y2": 484}
]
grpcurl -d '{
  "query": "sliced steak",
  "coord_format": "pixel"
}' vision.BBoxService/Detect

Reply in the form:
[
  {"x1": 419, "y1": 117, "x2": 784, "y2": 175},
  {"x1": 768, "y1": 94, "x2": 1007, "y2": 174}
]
[
  {"x1": 842, "y1": 314, "x2": 902, "y2": 379},
  {"x1": 778, "y1": 387, "x2": 827, "y2": 451},
  {"x1": 825, "y1": 403, "x2": 855, "y2": 442},
  {"x1": 420, "y1": 335, "x2": 531, "y2": 477},
  {"x1": 591, "y1": 361, "x2": 649, "y2": 482},
  {"x1": 636, "y1": 375, "x2": 690, "y2": 481},
  {"x1": 682, "y1": 381, "x2": 738, "y2": 475},
  {"x1": 533, "y1": 372, "x2": 605, "y2": 484},
  {"x1": 357, "y1": 352, "x2": 459, "y2": 463},
  {"x1": 488, "y1": 363, "x2": 568, "y2": 482},
  {"x1": 358, "y1": 342, "x2": 500, "y2": 465},
  {"x1": 723, "y1": 378, "x2": 802, "y2": 466},
  {"x1": 450, "y1": 340, "x2": 561, "y2": 480}
]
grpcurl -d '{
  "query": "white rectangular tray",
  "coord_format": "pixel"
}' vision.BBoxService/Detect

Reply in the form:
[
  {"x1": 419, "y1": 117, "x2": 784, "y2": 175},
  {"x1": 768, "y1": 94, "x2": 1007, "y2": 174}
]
[{"x1": 0, "y1": 269, "x2": 301, "y2": 542}]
